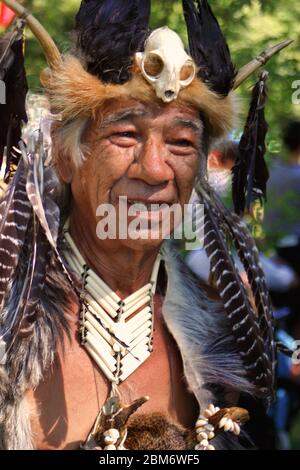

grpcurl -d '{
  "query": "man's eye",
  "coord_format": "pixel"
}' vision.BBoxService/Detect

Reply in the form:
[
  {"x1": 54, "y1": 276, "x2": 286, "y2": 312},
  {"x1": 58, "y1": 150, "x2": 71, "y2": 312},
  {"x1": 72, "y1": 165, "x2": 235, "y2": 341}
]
[
  {"x1": 113, "y1": 132, "x2": 137, "y2": 138},
  {"x1": 169, "y1": 139, "x2": 193, "y2": 147}
]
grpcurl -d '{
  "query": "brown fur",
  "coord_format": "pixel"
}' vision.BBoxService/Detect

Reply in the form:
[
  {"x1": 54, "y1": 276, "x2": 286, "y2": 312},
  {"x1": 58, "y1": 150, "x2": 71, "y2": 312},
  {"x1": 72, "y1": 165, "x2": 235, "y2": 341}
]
[
  {"x1": 125, "y1": 413, "x2": 197, "y2": 450},
  {"x1": 41, "y1": 55, "x2": 235, "y2": 138}
]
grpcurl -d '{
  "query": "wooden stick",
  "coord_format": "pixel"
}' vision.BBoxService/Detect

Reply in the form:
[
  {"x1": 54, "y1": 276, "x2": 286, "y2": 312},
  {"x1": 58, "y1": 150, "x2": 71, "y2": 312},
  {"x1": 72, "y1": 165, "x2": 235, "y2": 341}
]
[
  {"x1": 2, "y1": 0, "x2": 62, "y2": 69},
  {"x1": 234, "y1": 39, "x2": 294, "y2": 89}
]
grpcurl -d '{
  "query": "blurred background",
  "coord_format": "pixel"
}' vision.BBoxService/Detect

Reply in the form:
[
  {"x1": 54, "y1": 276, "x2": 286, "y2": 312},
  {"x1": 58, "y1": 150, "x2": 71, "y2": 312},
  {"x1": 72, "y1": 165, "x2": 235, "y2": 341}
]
[{"x1": 1, "y1": 0, "x2": 300, "y2": 450}]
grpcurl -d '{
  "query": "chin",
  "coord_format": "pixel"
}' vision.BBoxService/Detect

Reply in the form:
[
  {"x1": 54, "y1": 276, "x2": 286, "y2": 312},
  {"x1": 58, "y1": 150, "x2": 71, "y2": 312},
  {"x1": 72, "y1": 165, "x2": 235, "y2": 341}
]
[{"x1": 118, "y1": 236, "x2": 166, "y2": 252}]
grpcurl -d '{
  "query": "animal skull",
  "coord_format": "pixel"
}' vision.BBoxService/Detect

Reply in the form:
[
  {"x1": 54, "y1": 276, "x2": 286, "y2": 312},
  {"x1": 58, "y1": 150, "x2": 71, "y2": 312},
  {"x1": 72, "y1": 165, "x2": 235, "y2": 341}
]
[{"x1": 135, "y1": 27, "x2": 196, "y2": 103}]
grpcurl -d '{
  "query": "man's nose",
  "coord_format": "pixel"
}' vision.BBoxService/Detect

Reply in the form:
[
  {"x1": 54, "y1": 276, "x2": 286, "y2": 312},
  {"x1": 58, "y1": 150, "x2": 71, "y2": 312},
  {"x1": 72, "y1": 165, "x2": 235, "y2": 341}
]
[{"x1": 128, "y1": 136, "x2": 174, "y2": 185}]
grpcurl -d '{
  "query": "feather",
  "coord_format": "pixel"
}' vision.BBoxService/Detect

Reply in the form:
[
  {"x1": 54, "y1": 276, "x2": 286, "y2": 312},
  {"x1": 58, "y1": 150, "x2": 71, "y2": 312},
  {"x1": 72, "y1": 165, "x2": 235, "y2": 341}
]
[
  {"x1": 15, "y1": 137, "x2": 60, "y2": 337},
  {"x1": 0, "y1": 20, "x2": 28, "y2": 181},
  {"x1": 182, "y1": 0, "x2": 236, "y2": 96},
  {"x1": 233, "y1": 71, "x2": 269, "y2": 215},
  {"x1": 0, "y1": 160, "x2": 32, "y2": 316},
  {"x1": 75, "y1": 0, "x2": 151, "y2": 84},
  {"x1": 195, "y1": 181, "x2": 275, "y2": 397},
  {"x1": 0, "y1": 134, "x2": 63, "y2": 342}
]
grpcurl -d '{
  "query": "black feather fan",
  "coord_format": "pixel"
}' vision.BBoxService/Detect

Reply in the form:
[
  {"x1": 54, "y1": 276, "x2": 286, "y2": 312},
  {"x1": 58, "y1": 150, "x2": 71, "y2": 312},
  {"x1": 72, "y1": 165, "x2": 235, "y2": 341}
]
[
  {"x1": 0, "y1": 20, "x2": 28, "y2": 182},
  {"x1": 182, "y1": 0, "x2": 236, "y2": 96},
  {"x1": 75, "y1": 0, "x2": 151, "y2": 84},
  {"x1": 233, "y1": 71, "x2": 269, "y2": 215}
]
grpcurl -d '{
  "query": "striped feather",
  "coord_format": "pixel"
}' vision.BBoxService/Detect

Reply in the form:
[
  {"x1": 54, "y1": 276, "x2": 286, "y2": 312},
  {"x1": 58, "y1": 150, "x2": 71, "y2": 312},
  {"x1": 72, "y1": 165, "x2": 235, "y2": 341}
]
[
  {"x1": 196, "y1": 181, "x2": 275, "y2": 396},
  {"x1": 0, "y1": 160, "x2": 32, "y2": 314}
]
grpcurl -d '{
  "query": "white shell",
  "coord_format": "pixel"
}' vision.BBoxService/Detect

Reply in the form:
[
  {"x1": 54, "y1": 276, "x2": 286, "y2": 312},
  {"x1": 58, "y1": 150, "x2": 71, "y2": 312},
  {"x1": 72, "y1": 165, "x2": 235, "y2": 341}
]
[
  {"x1": 104, "y1": 436, "x2": 116, "y2": 445},
  {"x1": 135, "y1": 27, "x2": 196, "y2": 103},
  {"x1": 196, "y1": 419, "x2": 208, "y2": 428},
  {"x1": 104, "y1": 428, "x2": 120, "y2": 440}
]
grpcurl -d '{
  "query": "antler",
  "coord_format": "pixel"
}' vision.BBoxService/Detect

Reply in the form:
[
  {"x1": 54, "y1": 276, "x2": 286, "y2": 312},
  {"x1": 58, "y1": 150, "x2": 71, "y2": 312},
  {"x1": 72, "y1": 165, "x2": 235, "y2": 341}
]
[
  {"x1": 2, "y1": 0, "x2": 62, "y2": 69},
  {"x1": 234, "y1": 39, "x2": 293, "y2": 89}
]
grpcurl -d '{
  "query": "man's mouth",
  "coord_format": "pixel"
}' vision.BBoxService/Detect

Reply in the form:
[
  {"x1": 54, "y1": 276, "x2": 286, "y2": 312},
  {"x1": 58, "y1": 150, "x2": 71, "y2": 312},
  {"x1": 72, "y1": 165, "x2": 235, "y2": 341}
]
[{"x1": 126, "y1": 199, "x2": 172, "y2": 211}]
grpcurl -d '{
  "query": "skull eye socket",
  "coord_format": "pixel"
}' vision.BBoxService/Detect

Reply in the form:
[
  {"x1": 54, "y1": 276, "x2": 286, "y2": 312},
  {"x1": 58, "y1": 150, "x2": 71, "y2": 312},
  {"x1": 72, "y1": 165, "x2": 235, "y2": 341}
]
[
  {"x1": 180, "y1": 63, "x2": 195, "y2": 82},
  {"x1": 144, "y1": 54, "x2": 164, "y2": 78}
]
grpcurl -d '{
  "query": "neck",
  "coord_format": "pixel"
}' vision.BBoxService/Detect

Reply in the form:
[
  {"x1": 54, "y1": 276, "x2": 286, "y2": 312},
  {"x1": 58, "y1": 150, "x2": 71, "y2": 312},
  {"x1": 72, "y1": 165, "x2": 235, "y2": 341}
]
[{"x1": 69, "y1": 211, "x2": 161, "y2": 298}]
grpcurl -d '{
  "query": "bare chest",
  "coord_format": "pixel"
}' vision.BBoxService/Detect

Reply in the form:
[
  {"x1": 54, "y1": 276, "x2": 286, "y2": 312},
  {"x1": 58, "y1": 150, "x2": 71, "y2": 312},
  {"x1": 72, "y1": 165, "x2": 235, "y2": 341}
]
[{"x1": 26, "y1": 303, "x2": 198, "y2": 450}]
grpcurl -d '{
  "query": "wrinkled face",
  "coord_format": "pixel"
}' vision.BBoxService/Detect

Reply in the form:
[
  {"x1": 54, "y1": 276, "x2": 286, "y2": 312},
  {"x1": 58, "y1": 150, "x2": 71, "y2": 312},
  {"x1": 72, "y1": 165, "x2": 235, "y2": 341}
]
[{"x1": 61, "y1": 98, "x2": 202, "y2": 251}]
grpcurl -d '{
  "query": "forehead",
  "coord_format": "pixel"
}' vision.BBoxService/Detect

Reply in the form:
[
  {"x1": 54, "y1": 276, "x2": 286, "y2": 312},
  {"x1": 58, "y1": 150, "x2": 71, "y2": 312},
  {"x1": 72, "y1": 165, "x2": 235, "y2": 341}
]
[{"x1": 97, "y1": 98, "x2": 201, "y2": 127}]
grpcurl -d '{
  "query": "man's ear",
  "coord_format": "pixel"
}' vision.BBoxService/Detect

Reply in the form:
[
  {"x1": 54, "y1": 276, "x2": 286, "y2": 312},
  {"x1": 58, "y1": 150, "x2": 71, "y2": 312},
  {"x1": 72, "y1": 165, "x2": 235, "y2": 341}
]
[{"x1": 51, "y1": 123, "x2": 74, "y2": 184}]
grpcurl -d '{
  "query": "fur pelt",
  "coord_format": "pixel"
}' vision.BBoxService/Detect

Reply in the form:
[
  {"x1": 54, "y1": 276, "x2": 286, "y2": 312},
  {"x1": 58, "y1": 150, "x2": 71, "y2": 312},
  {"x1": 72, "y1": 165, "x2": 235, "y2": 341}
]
[
  {"x1": 40, "y1": 55, "x2": 235, "y2": 139},
  {"x1": 0, "y1": 241, "x2": 255, "y2": 450}
]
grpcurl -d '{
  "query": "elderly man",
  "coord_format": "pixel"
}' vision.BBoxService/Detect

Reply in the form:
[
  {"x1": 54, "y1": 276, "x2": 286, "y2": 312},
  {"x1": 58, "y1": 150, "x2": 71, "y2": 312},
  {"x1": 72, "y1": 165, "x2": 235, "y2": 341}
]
[{"x1": 0, "y1": 0, "x2": 286, "y2": 451}]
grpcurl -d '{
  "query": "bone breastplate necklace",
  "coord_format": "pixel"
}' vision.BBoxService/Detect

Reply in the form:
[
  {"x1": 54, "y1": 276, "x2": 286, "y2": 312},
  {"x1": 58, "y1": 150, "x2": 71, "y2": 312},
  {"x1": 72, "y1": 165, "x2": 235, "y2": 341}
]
[{"x1": 63, "y1": 227, "x2": 161, "y2": 385}]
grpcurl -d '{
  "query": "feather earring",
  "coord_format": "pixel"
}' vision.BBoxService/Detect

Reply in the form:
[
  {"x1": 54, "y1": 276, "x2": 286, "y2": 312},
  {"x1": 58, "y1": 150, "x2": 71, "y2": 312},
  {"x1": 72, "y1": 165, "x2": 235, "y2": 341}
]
[
  {"x1": 182, "y1": 0, "x2": 236, "y2": 96},
  {"x1": 232, "y1": 71, "x2": 269, "y2": 215},
  {"x1": 75, "y1": 0, "x2": 151, "y2": 84}
]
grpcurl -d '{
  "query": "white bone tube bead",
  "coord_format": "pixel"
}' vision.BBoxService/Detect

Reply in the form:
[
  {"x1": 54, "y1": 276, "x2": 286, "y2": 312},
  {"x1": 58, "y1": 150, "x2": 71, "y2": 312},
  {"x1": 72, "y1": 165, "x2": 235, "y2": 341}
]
[
  {"x1": 122, "y1": 343, "x2": 149, "y2": 368},
  {"x1": 85, "y1": 332, "x2": 117, "y2": 371},
  {"x1": 120, "y1": 350, "x2": 151, "y2": 381},
  {"x1": 121, "y1": 295, "x2": 151, "y2": 318},
  {"x1": 86, "y1": 276, "x2": 120, "y2": 311},
  {"x1": 84, "y1": 320, "x2": 114, "y2": 356},
  {"x1": 130, "y1": 320, "x2": 152, "y2": 342},
  {"x1": 126, "y1": 306, "x2": 151, "y2": 330},
  {"x1": 84, "y1": 311, "x2": 112, "y2": 344},
  {"x1": 84, "y1": 343, "x2": 116, "y2": 382},
  {"x1": 86, "y1": 269, "x2": 120, "y2": 304},
  {"x1": 127, "y1": 311, "x2": 152, "y2": 334},
  {"x1": 85, "y1": 303, "x2": 130, "y2": 347},
  {"x1": 64, "y1": 232, "x2": 86, "y2": 266},
  {"x1": 65, "y1": 233, "x2": 120, "y2": 304},
  {"x1": 129, "y1": 327, "x2": 152, "y2": 349},
  {"x1": 127, "y1": 338, "x2": 149, "y2": 358},
  {"x1": 64, "y1": 251, "x2": 82, "y2": 276},
  {"x1": 85, "y1": 290, "x2": 118, "y2": 319},
  {"x1": 121, "y1": 292, "x2": 151, "y2": 316},
  {"x1": 122, "y1": 284, "x2": 152, "y2": 306},
  {"x1": 150, "y1": 255, "x2": 161, "y2": 293},
  {"x1": 85, "y1": 294, "x2": 117, "y2": 330}
]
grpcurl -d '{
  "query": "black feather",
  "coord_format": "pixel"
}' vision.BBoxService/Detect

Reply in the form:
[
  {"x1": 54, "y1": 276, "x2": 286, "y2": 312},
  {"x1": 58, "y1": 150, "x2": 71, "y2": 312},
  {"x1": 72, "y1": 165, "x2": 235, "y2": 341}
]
[
  {"x1": 75, "y1": 0, "x2": 151, "y2": 84},
  {"x1": 233, "y1": 71, "x2": 269, "y2": 215},
  {"x1": 182, "y1": 0, "x2": 236, "y2": 96},
  {"x1": 0, "y1": 20, "x2": 28, "y2": 181}
]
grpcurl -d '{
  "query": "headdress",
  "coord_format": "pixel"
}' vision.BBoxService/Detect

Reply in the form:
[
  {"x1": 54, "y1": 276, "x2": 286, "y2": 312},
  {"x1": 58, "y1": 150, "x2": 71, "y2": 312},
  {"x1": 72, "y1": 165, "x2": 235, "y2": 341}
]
[{"x1": 0, "y1": 0, "x2": 294, "y2": 404}]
